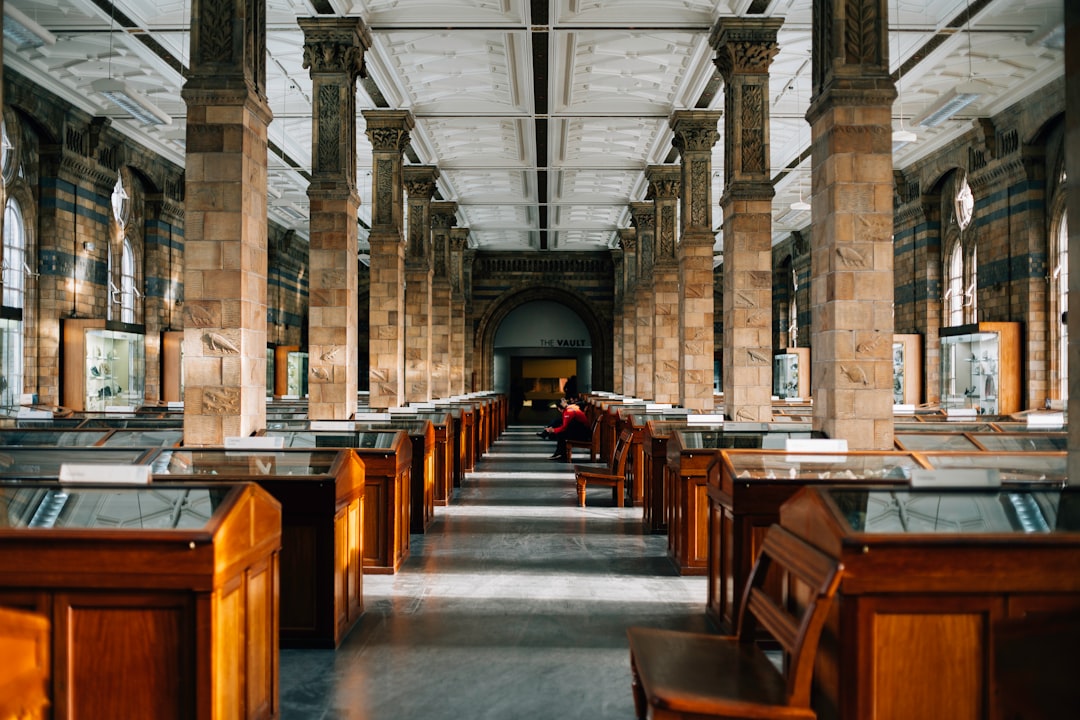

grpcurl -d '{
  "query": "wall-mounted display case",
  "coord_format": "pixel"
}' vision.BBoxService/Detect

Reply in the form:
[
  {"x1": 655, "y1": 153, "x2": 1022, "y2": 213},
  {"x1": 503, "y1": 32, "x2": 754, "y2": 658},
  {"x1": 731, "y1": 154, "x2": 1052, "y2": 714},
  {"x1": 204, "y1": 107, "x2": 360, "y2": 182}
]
[
  {"x1": 773, "y1": 347, "x2": 810, "y2": 399},
  {"x1": 939, "y1": 322, "x2": 1021, "y2": 415},
  {"x1": 62, "y1": 319, "x2": 146, "y2": 412},
  {"x1": 892, "y1": 334, "x2": 923, "y2": 405},
  {"x1": 287, "y1": 350, "x2": 309, "y2": 396}
]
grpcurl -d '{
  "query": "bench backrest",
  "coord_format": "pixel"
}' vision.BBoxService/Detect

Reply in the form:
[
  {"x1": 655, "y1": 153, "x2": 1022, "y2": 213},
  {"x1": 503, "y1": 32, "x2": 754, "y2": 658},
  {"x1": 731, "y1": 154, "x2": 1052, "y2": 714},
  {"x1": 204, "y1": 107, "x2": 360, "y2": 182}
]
[
  {"x1": 735, "y1": 524, "x2": 843, "y2": 709},
  {"x1": 610, "y1": 429, "x2": 632, "y2": 476}
]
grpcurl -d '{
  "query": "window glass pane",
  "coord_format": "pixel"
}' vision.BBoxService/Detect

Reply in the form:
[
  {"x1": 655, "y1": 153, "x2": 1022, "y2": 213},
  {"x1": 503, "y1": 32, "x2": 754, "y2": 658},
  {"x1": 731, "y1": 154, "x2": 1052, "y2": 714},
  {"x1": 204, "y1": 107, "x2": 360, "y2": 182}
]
[
  {"x1": 3, "y1": 198, "x2": 25, "y2": 309},
  {"x1": 0, "y1": 317, "x2": 24, "y2": 408}
]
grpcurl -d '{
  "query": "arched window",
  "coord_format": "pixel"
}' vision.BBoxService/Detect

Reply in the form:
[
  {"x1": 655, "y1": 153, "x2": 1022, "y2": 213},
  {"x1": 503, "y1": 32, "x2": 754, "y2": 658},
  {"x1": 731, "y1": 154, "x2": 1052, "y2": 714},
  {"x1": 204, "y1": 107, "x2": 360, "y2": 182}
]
[
  {"x1": 3, "y1": 198, "x2": 25, "y2": 310},
  {"x1": 1056, "y1": 212, "x2": 1068, "y2": 403},
  {"x1": 120, "y1": 239, "x2": 136, "y2": 324},
  {"x1": 946, "y1": 242, "x2": 963, "y2": 326},
  {"x1": 0, "y1": 194, "x2": 25, "y2": 406}
]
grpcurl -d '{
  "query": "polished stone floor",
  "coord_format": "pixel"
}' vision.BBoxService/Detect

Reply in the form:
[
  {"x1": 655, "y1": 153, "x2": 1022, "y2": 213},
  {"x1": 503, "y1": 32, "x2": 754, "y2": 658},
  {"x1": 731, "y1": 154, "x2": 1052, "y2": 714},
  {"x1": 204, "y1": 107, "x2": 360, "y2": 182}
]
[{"x1": 279, "y1": 422, "x2": 709, "y2": 719}]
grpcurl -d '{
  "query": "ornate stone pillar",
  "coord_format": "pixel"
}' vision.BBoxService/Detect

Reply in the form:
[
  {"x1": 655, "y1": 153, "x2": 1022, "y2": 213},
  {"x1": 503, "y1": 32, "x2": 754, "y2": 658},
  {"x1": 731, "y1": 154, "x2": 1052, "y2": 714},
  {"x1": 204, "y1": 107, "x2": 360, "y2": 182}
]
[
  {"x1": 363, "y1": 110, "x2": 413, "y2": 410},
  {"x1": 403, "y1": 165, "x2": 438, "y2": 403},
  {"x1": 300, "y1": 17, "x2": 370, "y2": 420},
  {"x1": 808, "y1": 0, "x2": 896, "y2": 448},
  {"x1": 670, "y1": 110, "x2": 721, "y2": 412},
  {"x1": 182, "y1": 0, "x2": 271, "y2": 444},
  {"x1": 430, "y1": 201, "x2": 457, "y2": 399},
  {"x1": 712, "y1": 18, "x2": 782, "y2": 423},
  {"x1": 647, "y1": 165, "x2": 681, "y2": 404},
  {"x1": 619, "y1": 227, "x2": 638, "y2": 397},
  {"x1": 611, "y1": 242, "x2": 625, "y2": 394},
  {"x1": 449, "y1": 227, "x2": 470, "y2": 395},
  {"x1": 630, "y1": 202, "x2": 655, "y2": 400}
]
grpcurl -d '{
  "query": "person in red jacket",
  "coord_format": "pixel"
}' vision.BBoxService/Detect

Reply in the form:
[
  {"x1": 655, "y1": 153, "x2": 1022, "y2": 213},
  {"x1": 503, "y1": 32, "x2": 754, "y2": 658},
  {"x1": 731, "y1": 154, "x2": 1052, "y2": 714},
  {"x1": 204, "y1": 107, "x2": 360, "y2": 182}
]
[{"x1": 541, "y1": 402, "x2": 590, "y2": 461}]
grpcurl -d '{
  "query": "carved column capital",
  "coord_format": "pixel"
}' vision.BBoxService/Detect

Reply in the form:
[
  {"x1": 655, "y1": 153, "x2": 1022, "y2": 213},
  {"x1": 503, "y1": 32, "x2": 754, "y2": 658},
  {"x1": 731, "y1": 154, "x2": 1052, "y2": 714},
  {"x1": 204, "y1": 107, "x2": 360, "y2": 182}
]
[
  {"x1": 710, "y1": 17, "x2": 783, "y2": 81},
  {"x1": 299, "y1": 18, "x2": 371, "y2": 80},
  {"x1": 363, "y1": 110, "x2": 414, "y2": 152},
  {"x1": 646, "y1": 165, "x2": 682, "y2": 199}
]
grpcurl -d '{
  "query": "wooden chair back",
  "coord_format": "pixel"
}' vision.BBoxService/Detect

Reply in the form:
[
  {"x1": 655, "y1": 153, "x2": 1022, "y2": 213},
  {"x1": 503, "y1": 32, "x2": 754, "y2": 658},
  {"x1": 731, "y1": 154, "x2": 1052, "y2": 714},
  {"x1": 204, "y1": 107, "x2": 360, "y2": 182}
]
[{"x1": 735, "y1": 524, "x2": 844, "y2": 709}]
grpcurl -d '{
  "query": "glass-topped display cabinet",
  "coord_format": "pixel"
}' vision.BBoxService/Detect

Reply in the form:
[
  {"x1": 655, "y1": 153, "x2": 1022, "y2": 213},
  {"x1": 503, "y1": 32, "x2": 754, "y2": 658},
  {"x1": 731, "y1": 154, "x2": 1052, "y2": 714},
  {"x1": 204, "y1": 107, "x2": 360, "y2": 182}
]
[
  {"x1": 939, "y1": 322, "x2": 1021, "y2": 415},
  {"x1": 0, "y1": 428, "x2": 111, "y2": 447},
  {"x1": 148, "y1": 447, "x2": 365, "y2": 648},
  {"x1": 0, "y1": 447, "x2": 154, "y2": 479},
  {"x1": 0, "y1": 482, "x2": 280, "y2": 718},
  {"x1": 773, "y1": 347, "x2": 810, "y2": 399},
  {"x1": 150, "y1": 448, "x2": 349, "y2": 478},
  {"x1": 892, "y1": 334, "x2": 922, "y2": 405},
  {"x1": 718, "y1": 450, "x2": 923, "y2": 482},
  {"x1": 62, "y1": 319, "x2": 146, "y2": 412},
  {"x1": 918, "y1": 451, "x2": 1067, "y2": 485},
  {"x1": 778, "y1": 485, "x2": 1080, "y2": 720}
]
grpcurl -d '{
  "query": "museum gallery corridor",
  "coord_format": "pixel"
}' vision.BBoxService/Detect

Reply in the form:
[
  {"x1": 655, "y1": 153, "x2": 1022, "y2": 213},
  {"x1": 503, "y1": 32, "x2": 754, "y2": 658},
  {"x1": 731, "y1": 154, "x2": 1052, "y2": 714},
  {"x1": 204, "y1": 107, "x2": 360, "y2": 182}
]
[{"x1": 278, "y1": 421, "x2": 708, "y2": 719}]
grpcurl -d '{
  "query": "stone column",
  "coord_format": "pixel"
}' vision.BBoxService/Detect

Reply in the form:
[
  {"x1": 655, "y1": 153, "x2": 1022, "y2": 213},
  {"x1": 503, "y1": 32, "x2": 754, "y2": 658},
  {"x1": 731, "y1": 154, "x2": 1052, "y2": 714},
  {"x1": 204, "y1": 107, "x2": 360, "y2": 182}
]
[
  {"x1": 363, "y1": 110, "x2": 413, "y2": 410},
  {"x1": 712, "y1": 18, "x2": 782, "y2": 423},
  {"x1": 647, "y1": 165, "x2": 681, "y2": 404},
  {"x1": 670, "y1": 110, "x2": 721, "y2": 412},
  {"x1": 403, "y1": 165, "x2": 439, "y2": 403},
  {"x1": 300, "y1": 17, "x2": 370, "y2": 420},
  {"x1": 619, "y1": 227, "x2": 638, "y2": 397},
  {"x1": 181, "y1": 0, "x2": 272, "y2": 444},
  {"x1": 449, "y1": 227, "x2": 470, "y2": 395},
  {"x1": 808, "y1": 0, "x2": 896, "y2": 449},
  {"x1": 430, "y1": 201, "x2": 457, "y2": 400},
  {"x1": 611, "y1": 244, "x2": 624, "y2": 393},
  {"x1": 630, "y1": 202, "x2": 655, "y2": 400}
]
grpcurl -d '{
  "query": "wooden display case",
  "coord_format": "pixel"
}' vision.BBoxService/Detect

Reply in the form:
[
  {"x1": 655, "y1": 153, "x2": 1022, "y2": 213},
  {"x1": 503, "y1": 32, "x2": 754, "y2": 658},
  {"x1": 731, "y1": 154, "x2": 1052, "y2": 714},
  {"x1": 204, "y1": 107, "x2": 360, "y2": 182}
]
[
  {"x1": 666, "y1": 427, "x2": 823, "y2": 579},
  {"x1": 265, "y1": 429, "x2": 413, "y2": 574},
  {"x1": 61, "y1": 319, "x2": 146, "y2": 412},
  {"x1": 161, "y1": 330, "x2": 184, "y2": 404},
  {"x1": 0, "y1": 482, "x2": 281, "y2": 719},
  {"x1": 780, "y1": 485, "x2": 1080, "y2": 720},
  {"x1": 405, "y1": 411, "x2": 455, "y2": 506},
  {"x1": 892, "y1": 333, "x2": 923, "y2": 405},
  {"x1": 357, "y1": 420, "x2": 435, "y2": 534},
  {"x1": 150, "y1": 448, "x2": 365, "y2": 649},
  {"x1": 939, "y1": 322, "x2": 1021, "y2": 415}
]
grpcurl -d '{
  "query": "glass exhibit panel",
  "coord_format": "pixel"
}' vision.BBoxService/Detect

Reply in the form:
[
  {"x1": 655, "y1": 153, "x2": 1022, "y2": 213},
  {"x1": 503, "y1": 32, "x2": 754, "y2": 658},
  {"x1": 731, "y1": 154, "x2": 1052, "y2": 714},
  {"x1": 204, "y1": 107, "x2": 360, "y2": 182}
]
[
  {"x1": 894, "y1": 422, "x2": 997, "y2": 433},
  {"x1": 0, "y1": 448, "x2": 150, "y2": 477},
  {"x1": 78, "y1": 417, "x2": 184, "y2": 429},
  {"x1": 920, "y1": 453, "x2": 1067, "y2": 484},
  {"x1": 724, "y1": 451, "x2": 921, "y2": 481},
  {"x1": 0, "y1": 317, "x2": 23, "y2": 408},
  {"x1": 892, "y1": 340, "x2": 905, "y2": 404},
  {"x1": 825, "y1": 488, "x2": 1075, "y2": 534},
  {"x1": 0, "y1": 485, "x2": 219, "y2": 529},
  {"x1": 675, "y1": 429, "x2": 818, "y2": 450},
  {"x1": 894, "y1": 433, "x2": 981, "y2": 451},
  {"x1": 773, "y1": 353, "x2": 800, "y2": 399},
  {"x1": 84, "y1": 328, "x2": 146, "y2": 411},
  {"x1": 150, "y1": 449, "x2": 339, "y2": 476},
  {"x1": 100, "y1": 429, "x2": 184, "y2": 447},
  {"x1": 940, "y1": 330, "x2": 1000, "y2": 413},
  {"x1": 286, "y1": 351, "x2": 308, "y2": 396},
  {"x1": 972, "y1": 434, "x2": 1067, "y2": 452},
  {"x1": 266, "y1": 347, "x2": 274, "y2": 395},
  {"x1": 263, "y1": 430, "x2": 399, "y2": 450},
  {"x1": 0, "y1": 429, "x2": 110, "y2": 447}
]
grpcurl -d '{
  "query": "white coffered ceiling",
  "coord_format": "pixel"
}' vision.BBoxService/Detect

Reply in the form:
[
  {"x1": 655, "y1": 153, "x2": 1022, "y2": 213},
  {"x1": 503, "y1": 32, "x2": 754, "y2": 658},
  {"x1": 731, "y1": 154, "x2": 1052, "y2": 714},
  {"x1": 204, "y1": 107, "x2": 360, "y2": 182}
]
[{"x1": 2, "y1": 0, "x2": 1066, "y2": 253}]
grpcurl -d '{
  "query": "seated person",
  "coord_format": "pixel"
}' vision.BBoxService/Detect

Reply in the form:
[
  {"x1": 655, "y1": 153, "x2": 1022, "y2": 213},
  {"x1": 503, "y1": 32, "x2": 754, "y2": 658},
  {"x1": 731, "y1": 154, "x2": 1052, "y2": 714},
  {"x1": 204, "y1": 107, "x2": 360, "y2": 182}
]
[{"x1": 540, "y1": 402, "x2": 590, "y2": 461}]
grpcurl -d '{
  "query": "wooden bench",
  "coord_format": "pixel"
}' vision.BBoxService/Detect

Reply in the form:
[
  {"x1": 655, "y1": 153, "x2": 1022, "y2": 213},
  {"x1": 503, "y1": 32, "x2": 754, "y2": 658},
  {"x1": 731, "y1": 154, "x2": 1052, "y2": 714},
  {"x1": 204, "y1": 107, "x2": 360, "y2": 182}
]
[
  {"x1": 572, "y1": 429, "x2": 631, "y2": 507},
  {"x1": 626, "y1": 524, "x2": 843, "y2": 719}
]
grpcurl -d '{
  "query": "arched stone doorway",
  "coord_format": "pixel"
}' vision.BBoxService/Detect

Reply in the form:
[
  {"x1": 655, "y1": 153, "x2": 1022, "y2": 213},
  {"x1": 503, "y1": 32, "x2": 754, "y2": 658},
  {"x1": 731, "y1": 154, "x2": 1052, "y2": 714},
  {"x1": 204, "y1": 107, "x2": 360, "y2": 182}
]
[{"x1": 474, "y1": 287, "x2": 611, "y2": 397}]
